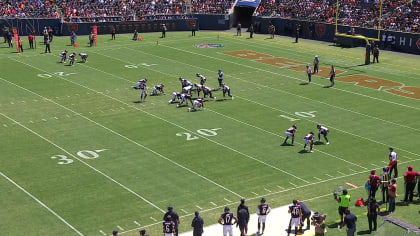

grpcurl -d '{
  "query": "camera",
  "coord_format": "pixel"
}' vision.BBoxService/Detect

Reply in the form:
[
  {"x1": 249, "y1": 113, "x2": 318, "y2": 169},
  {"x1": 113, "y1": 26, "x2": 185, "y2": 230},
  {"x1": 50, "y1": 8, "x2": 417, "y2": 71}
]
[{"x1": 311, "y1": 212, "x2": 326, "y2": 224}]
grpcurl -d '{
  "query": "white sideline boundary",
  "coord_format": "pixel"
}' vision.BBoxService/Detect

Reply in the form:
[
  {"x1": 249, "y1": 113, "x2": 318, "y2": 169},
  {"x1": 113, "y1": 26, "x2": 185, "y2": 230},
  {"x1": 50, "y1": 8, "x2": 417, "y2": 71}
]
[
  {"x1": 0, "y1": 171, "x2": 84, "y2": 236},
  {"x1": 0, "y1": 76, "x2": 242, "y2": 200},
  {"x1": 179, "y1": 205, "x2": 315, "y2": 236}
]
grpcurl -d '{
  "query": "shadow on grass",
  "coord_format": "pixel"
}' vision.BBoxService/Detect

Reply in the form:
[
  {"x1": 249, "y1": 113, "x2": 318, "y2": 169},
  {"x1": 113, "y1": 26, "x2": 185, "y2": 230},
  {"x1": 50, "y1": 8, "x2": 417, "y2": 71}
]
[
  {"x1": 357, "y1": 230, "x2": 372, "y2": 235},
  {"x1": 133, "y1": 101, "x2": 142, "y2": 104},
  {"x1": 314, "y1": 141, "x2": 325, "y2": 145},
  {"x1": 280, "y1": 142, "x2": 294, "y2": 146},
  {"x1": 299, "y1": 82, "x2": 309, "y2": 85}
]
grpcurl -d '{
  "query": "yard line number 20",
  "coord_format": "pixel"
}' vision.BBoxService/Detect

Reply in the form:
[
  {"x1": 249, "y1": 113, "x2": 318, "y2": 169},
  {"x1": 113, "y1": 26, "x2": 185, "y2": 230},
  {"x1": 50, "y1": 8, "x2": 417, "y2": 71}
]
[{"x1": 176, "y1": 128, "x2": 221, "y2": 141}]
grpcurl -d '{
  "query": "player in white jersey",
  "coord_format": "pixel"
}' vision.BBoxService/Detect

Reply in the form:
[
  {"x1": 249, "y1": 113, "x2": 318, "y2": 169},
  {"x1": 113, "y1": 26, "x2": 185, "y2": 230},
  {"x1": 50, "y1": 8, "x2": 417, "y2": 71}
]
[
  {"x1": 196, "y1": 73, "x2": 206, "y2": 85},
  {"x1": 222, "y1": 84, "x2": 233, "y2": 100},
  {"x1": 168, "y1": 92, "x2": 181, "y2": 104},
  {"x1": 59, "y1": 50, "x2": 68, "y2": 63},
  {"x1": 203, "y1": 86, "x2": 215, "y2": 100},
  {"x1": 68, "y1": 52, "x2": 76, "y2": 66},
  {"x1": 133, "y1": 78, "x2": 148, "y2": 102},
  {"x1": 151, "y1": 84, "x2": 165, "y2": 96},
  {"x1": 177, "y1": 93, "x2": 193, "y2": 107},
  {"x1": 306, "y1": 65, "x2": 312, "y2": 84},
  {"x1": 329, "y1": 65, "x2": 336, "y2": 87},
  {"x1": 79, "y1": 53, "x2": 88, "y2": 63},
  {"x1": 317, "y1": 124, "x2": 329, "y2": 144},
  {"x1": 194, "y1": 83, "x2": 204, "y2": 97},
  {"x1": 218, "y1": 69, "x2": 224, "y2": 88},
  {"x1": 188, "y1": 98, "x2": 204, "y2": 112}
]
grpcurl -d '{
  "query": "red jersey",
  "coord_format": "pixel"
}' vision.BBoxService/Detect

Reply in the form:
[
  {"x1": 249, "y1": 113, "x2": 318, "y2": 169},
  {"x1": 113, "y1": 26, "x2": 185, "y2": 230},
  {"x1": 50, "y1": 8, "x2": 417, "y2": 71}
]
[
  {"x1": 369, "y1": 175, "x2": 380, "y2": 186},
  {"x1": 404, "y1": 171, "x2": 420, "y2": 182}
]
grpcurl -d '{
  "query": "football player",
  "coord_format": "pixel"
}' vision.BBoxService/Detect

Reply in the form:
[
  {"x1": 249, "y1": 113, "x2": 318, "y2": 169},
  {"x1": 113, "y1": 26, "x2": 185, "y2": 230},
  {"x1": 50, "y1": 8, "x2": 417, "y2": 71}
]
[
  {"x1": 188, "y1": 98, "x2": 204, "y2": 112},
  {"x1": 222, "y1": 84, "x2": 233, "y2": 100},
  {"x1": 180, "y1": 77, "x2": 193, "y2": 94},
  {"x1": 133, "y1": 78, "x2": 147, "y2": 102},
  {"x1": 168, "y1": 92, "x2": 181, "y2": 104},
  {"x1": 283, "y1": 125, "x2": 297, "y2": 146},
  {"x1": 203, "y1": 85, "x2": 215, "y2": 100},
  {"x1": 218, "y1": 69, "x2": 224, "y2": 88},
  {"x1": 163, "y1": 215, "x2": 176, "y2": 236},
  {"x1": 306, "y1": 65, "x2": 312, "y2": 84},
  {"x1": 151, "y1": 83, "x2": 165, "y2": 96},
  {"x1": 68, "y1": 52, "x2": 76, "y2": 66},
  {"x1": 218, "y1": 207, "x2": 238, "y2": 236},
  {"x1": 196, "y1": 73, "x2": 206, "y2": 85},
  {"x1": 79, "y1": 53, "x2": 88, "y2": 63},
  {"x1": 256, "y1": 198, "x2": 271, "y2": 235},
  {"x1": 194, "y1": 83, "x2": 203, "y2": 98},
  {"x1": 317, "y1": 124, "x2": 329, "y2": 144},
  {"x1": 177, "y1": 93, "x2": 193, "y2": 107},
  {"x1": 329, "y1": 65, "x2": 336, "y2": 87},
  {"x1": 303, "y1": 131, "x2": 315, "y2": 152},
  {"x1": 59, "y1": 50, "x2": 68, "y2": 63},
  {"x1": 288, "y1": 200, "x2": 302, "y2": 236}
]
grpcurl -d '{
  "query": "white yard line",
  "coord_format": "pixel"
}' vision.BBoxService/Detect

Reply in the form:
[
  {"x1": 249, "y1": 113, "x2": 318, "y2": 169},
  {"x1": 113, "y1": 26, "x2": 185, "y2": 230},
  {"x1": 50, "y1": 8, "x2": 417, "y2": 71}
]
[
  {"x1": 0, "y1": 171, "x2": 84, "y2": 236},
  {"x1": 180, "y1": 209, "x2": 188, "y2": 214},
  {"x1": 210, "y1": 202, "x2": 217, "y2": 206},
  {"x1": 0, "y1": 111, "x2": 166, "y2": 214},
  {"x1": 119, "y1": 46, "x2": 420, "y2": 156},
  {"x1": 313, "y1": 176, "x2": 322, "y2": 181},
  {"x1": 134, "y1": 221, "x2": 141, "y2": 226},
  {"x1": 0, "y1": 75, "x2": 243, "y2": 200}
]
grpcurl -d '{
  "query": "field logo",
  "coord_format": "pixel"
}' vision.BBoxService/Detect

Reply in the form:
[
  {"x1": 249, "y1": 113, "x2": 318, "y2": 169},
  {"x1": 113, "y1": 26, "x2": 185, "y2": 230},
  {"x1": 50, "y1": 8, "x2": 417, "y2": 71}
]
[
  {"x1": 315, "y1": 24, "x2": 326, "y2": 38},
  {"x1": 194, "y1": 44, "x2": 224, "y2": 48},
  {"x1": 417, "y1": 39, "x2": 420, "y2": 50}
]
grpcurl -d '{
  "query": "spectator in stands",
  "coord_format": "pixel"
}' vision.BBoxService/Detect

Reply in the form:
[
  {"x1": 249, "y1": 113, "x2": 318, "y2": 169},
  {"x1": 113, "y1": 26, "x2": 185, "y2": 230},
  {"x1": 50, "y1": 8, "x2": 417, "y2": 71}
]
[
  {"x1": 404, "y1": 166, "x2": 420, "y2": 202},
  {"x1": 388, "y1": 178, "x2": 397, "y2": 213},
  {"x1": 366, "y1": 198, "x2": 380, "y2": 233},
  {"x1": 191, "y1": 211, "x2": 204, "y2": 236}
]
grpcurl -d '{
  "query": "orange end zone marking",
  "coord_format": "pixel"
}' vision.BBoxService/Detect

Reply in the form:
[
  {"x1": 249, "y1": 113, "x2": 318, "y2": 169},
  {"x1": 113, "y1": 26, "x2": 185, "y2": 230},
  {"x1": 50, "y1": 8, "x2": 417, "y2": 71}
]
[
  {"x1": 345, "y1": 182, "x2": 359, "y2": 189},
  {"x1": 222, "y1": 50, "x2": 273, "y2": 60}
]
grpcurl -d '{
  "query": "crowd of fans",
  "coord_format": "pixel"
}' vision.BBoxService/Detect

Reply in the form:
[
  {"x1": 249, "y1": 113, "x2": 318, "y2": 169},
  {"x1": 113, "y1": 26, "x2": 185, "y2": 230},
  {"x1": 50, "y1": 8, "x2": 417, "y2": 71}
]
[
  {"x1": 192, "y1": 0, "x2": 233, "y2": 14},
  {"x1": 255, "y1": 0, "x2": 420, "y2": 32},
  {"x1": 0, "y1": 0, "x2": 59, "y2": 18}
]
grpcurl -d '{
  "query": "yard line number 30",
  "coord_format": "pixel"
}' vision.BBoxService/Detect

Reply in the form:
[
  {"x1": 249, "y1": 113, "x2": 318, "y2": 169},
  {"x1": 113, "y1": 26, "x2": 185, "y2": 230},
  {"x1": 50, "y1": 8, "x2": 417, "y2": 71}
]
[{"x1": 50, "y1": 149, "x2": 106, "y2": 165}]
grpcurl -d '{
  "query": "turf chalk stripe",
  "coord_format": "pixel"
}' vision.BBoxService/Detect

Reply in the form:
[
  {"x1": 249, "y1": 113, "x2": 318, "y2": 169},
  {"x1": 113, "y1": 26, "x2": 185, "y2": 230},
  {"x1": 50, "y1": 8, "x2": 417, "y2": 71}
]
[
  {"x1": 337, "y1": 171, "x2": 345, "y2": 175},
  {"x1": 150, "y1": 217, "x2": 157, "y2": 222},
  {"x1": 210, "y1": 202, "x2": 217, "y2": 206},
  {"x1": 0, "y1": 172, "x2": 84, "y2": 236},
  {"x1": 264, "y1": 188, "x2": 272, "y2": 193},
  {"x1": 117, "y1": 225, "x2": 124, "y2": 231},
  {"x1": 195, "y1": 205, "x2": 203, "y2": 210},
  {"x1": 134, "y1": 221, "x2": 141, "y2": 226},
  {"x1": 251, "y1": 192, "x2": 258, "y2": 196},
  {"x1": 325, "y1": 174, "x2": 334, "y2": 178},
  {"x1": 313, "y1": 176, "x2": 322, "y2": 181},
  {"x1": 289, "y1": 182, "x2": 297, "y2": 187},
  {"x1": 181, "y1": 209, "x2": 188, "y2": 214},
  {"x1": 99, "y1": 230, "x2": 106, "y2": 235},
  {"x1": 277, "y1": 185, "x2": 284, "y2": 189},
  {"x1": 224, "y1": 198, "x2": 232, "y2": 203},
  {"x1": 345, "y1": 182, "x2": 359, "y2": 189}
]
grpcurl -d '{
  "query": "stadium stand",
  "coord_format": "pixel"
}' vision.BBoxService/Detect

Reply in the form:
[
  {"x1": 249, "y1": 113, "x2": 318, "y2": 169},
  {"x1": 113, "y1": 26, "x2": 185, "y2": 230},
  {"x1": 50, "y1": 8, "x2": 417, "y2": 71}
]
[
  {"x1": 254, "y1": 0, "x2": 420, "y2": 32},
  {"x1": 0, "y1": 0, "x2": 59, "y2": 18},
  {"x1": 191, "y1": 0, "x2": 234, "y2": 14}
]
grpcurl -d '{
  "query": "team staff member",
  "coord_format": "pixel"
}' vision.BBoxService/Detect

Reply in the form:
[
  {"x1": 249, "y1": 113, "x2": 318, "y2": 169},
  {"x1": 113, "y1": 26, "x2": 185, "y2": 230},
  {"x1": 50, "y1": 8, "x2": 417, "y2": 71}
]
[
  {"x1": 218, "y1": 207, "x2": 238, "y2": 236},
  {"x1": 306, "y1": 65, "x2": 312, "y2": 84},
  {"x1": 343, "y1": 209, "x2": 357, "y2": 236},
  {"x1": 404, "y1": 166, "x2": 420, "y2": 202},
  {"x1": 191, "y1": 22, "x2": 196, "y2": 36},
  {"x1": 161, "y1": 24, "x2": 167, "y2": 38},
  {"x1": 237, "y1": 207, "x2": 249, "y2": 236},
  {"x1": 368, "y1": 170, "x2": 381, "y2": 198},
  {"x1": 191, "y1": 211, "x2": 204, "y2": 236},
  {"x1": 111, "y1": 26, "x2": 116, "y2": 40},
  {"x1": 388, "y1": 147, "x2": 398, "y2": 178},
  {"x1": 297, "y1": 200, "x2": 311, "y2": 230},
  {"x1": 237, "y1": 22, "x2": 241, "y2": 36},
  {"x1": 295, "y1": 24, "x2": 300, "y2": 43},
  {"x1": 139, "y1": 229, "x2": 149, "y2": 236},
  {"x1": 372, "y1": 45, "x2": 379, "y2": 63},
  {"x1": 28, "y1": 33, "x2": 34, "y2": 49},
  {"x1": 313, "y1": 55, "x2": 319, "y2": 74},
  {"x1": 329, "y1": 65, "x2": 336, "y2": 87},
  {"x1": 249, "y1": 24, "x2": 254, "y2": 38},
  {"x1": 381, "y1": 167, "x2": 390, "y2": 203},
  {"x1": 237, "y1": 198, "x2": 249, "y2": 236},
  {"x1": 45, "y1": 38, "x2": 51, "y2": 53},
  {"x1": 336, "y1": 189, "x2": 350, "y2": 229},
  {"x1": 18, "y1": 37, "x2": 23, "y2": 52},
  {"x1": 89, "y1": 31, "x2": 94, "y2": 46},
  {"x1": 164, "y1": 206, "x2": 180, "y2": 236},
  {"x1": 367, "y1": 198, "x2": 380, "y2": 233},
  {"x1": 388, "y1": 178, "x2": 397, "y2": 213}
]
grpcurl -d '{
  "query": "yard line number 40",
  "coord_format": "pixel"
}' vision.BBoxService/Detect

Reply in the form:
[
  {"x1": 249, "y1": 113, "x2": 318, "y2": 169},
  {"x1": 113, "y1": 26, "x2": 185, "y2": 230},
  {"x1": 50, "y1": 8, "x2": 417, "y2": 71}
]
[
  {"x1": 50, "y1": 149, "x2": 106, "y2": 165},
  {"x1": 176, "y1": 128, "x2": 221, "y2": 141}
]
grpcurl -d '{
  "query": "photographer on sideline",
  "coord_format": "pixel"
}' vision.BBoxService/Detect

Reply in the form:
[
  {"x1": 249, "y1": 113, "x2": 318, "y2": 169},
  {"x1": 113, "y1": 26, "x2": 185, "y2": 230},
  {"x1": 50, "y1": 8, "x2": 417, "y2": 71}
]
[
  {"x1": 312, "y1": 213, "x2": 326, "y2": 236},
  {"x1": 335, "y1": 189, "x2": 350, "y2": 229}
]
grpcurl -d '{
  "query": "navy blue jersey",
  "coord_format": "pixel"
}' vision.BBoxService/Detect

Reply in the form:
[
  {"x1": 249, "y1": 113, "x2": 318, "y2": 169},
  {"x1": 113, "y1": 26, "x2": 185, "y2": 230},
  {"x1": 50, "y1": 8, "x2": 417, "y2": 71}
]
[
  {"x1": 163, "y1": 221, "x2": 175, "y2": 233},
  {"x1": 304, "y1": 133, "x2": 314, "y2": 141},
  {"x1": 287, "y1": 127, "x2": 296, "y2": 133},
  {"x1": 289, "y1": 205, "x2": 302, "y2": 218},
  {"x1": 257, "y1": 204, "x2": 270, "y2": 215},
  {"x1": 221, "y1": 212, "x2": 234, "y2": 225}
]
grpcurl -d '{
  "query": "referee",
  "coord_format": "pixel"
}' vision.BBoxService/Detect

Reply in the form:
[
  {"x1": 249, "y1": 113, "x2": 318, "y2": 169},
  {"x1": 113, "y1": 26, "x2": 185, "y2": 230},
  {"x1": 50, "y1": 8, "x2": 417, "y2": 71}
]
[{"x1": 45, "y1": 38, "x2": 51, "y2": 53}]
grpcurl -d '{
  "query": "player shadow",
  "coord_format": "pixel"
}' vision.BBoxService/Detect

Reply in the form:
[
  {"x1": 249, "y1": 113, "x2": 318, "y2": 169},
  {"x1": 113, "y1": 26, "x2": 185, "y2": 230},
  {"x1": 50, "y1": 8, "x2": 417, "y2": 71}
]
[
  {"x1": 280, "y1": 142, "x2": 294, "y2": 146},
  {"x1": 299, "y1": 82, "x2": 309, "y2": 85},
  {"x1": 357, "y1": 230, "x2": 372, "y2": 235},
  {"x1": 323, "y1": 85, "x2": 334, "y2": 88},
  {"x1": 298, "y1": 149, "x2": 311, "y2": 154},
  {"x1": 215, "y1": 98, "x2": 228, "y2": 102},
  {"x1": 314, "y1": 141, "x2": 325, "y2": 145},
  {"x1": 133, "y1": 101, "x2": 142, "y2": 103},
  {"x1": 64, "y1": 64, "x2": 74, "y2": 66}
]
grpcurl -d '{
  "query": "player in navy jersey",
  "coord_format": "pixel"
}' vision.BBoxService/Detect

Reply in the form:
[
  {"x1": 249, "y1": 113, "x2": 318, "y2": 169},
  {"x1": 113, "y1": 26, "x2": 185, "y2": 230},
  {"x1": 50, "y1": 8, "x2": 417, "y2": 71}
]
[
  {"x1": 222, "y1": 84, "x2": 233, "y2": 100},
  {"x1": 283, "y1": 125, "x2": 297, "y2": 146},
  {"x1": 288, "y1": 200, "x2": 302, "y2": 236},
  {"x1": 196, "y1": 73, "x2": 206, "y2": 85},
  {"x1": 68, "y1": 52, "x2": 76, "y2": 66},
  {"x1": 194, "y1": 83, "x2": 204, "y2": 98},
  {"x1": 317, "y1": 124, "x2": 329, "y2": 144},
  {"x1": 151, "y1": 84, "x2": 165, "y2": 96},
  {"x1": 168, "y1": 92, "x2": 181, "y2": 104},
  {"x1": 303, "y1": 131, "x2": 315, "y2": 152},
  {"x1": 163, "y1": 215, "x2": 176, "y2": 236},
  {"x1": 218, "y1": 207, "x2": 238, "y2": 236},
  {"x1": 218, "y1": 69, "x2": 224, "y2": 89},
  {"x1": 59, "y1": 50, "x2": 68, "y2": 63},
  {"x1": 203, "y1": 85, "x2": 216, "y2": 100},
  {"x1": 256, "y1": 198, "x2": 271, "y2": 235},
  {"x1": 189, "y1": 98, "x2": 205, "y2": 112}
]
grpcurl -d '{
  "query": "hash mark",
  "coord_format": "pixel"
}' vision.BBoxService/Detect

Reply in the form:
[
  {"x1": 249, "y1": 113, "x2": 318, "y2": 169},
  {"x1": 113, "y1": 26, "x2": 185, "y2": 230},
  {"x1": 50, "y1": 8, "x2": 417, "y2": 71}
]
[
  {"x1": 210, "y1": 202, "x2": 217, "y2": 206},
  {"x1": 313, "y1": 176, "x2": 322, "y2": 181},
  {"x1": 54, "y1": 117, "x2": 59, "y2": 120},
  {"x1": 99, "y1": 230, "x2": 106, "y2": 235},
  {"x1": 42, "y1": 119, "x2": 47, "y2": 122},
  {"x1": 3, "y1": 124, "x2": 8, "y2": 127},
  {"x1": 211, "y1": 128, "x2": 222, "y2": 131},
  {"x1": 325, "y1": 174, "x2": 334, "y2": 178},
  {"x1": 381, "y1": 161, "x2": 388, "y2": 164},
  {"x1": 195, "y1": 205, "x2": 203, "y2": 210},
  {"x1": 134, "y1": 221, "x2": 141, "y2": 226},
  {"x1": 10, "y1": 101, "x2": 14, "y2": 104},
  {"x1": 289, "y1": 182, "x2": 297, "y2": 187},
  {"x1": 264, "y1": 188, "x2": 272, "y2": 193},
  {"x1": 89, "y1": 112, "x2": 93, "y2": 115},
  {"x1": 251, "y1": 191, "x2": 258, "y2": 196},
  {"x1": 66, "y1": 114, "x2": 71, "y2": 118},
  {"x1": 180, "y1": 209, "x2": 188, "y2": 214},
  {"x1": 349, "y1": 168, "x2": 357, "y2": 172},
  {"x1": 29, "y1": 120, "x2": 34, "y2": 123},
  {"x1": 224, "y1": 198, "x2": 232, "y2": 203},
  {"x1": 150, "y1": 217, "x2": 157, "y2": 222},
  {"x1": 117, "y1": 225, "x2": 124, "y2": 231},
  {"x1": 371, "y1": 163, "x2": 380, "y2": 168},
  {"x1": 337, "y1": 171, "x2": 345, "y2": 175}
]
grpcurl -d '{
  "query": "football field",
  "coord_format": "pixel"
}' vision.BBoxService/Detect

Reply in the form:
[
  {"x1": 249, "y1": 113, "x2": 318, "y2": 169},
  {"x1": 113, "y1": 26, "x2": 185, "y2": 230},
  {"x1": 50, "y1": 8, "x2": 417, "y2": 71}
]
[{"x1": 1, "y1": 31, "x2": 420, "y2": 235}]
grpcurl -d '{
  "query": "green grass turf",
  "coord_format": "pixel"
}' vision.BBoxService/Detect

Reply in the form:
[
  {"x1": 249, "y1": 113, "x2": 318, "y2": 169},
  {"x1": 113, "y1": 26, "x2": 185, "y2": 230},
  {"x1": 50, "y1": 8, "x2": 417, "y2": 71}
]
[{"x1": 0, "y1": 31, "x2": 419, "y2": 235}]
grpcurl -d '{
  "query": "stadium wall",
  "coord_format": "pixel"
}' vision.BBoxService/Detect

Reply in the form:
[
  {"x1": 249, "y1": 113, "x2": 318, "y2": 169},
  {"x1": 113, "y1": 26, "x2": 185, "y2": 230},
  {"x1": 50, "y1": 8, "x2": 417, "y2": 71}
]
[{"x1": 252, "y1": 17, "x2": 420, "y2": 55}]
